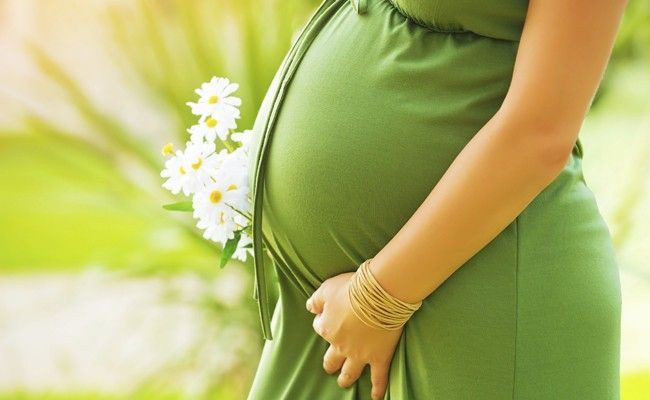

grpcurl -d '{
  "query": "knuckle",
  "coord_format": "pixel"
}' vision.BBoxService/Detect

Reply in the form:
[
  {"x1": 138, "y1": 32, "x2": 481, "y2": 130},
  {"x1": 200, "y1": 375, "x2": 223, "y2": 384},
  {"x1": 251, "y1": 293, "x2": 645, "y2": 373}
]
[
  {"x1": 320, "y1": 326, "x2": 329, "y2": 338},
  {"x1": 372, "y1": 374, "x2": 387, "y2": 387},
  {"x1": 369, "y1": 353, "x2": 387, "y2": 364},
  {"x1": 312, "y1": 315, "x2": 333, "y2": 339}
]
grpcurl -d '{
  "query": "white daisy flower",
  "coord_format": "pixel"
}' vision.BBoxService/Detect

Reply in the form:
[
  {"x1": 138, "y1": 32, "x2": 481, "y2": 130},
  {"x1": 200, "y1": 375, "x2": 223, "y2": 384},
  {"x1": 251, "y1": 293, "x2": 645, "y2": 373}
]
[
  {"x1": 161, "y1": 142, "x2": 174, "y2": 156},
  {"x1": 183, "y1": 141, "x2": 226, "y2": 191},
  {"x1": 160, "y1": 75, "x2": 258, "y2": 257},
  {"x1": 220, "y1": 147, "x2": 248, "y2": 176},
  {"x1": 161, "y1": 141, "x2": 225, "y2": 196},
  {"x1": 233, "y1": 210, "x2": 249, "y2": 229},
  {"x1": 231, "y1": 129, "x2": 254, "y2": 153},
  {"x1": 197, "y1": 207, "x2": 239, "y2": 244},
  {"x1": 186, "y1": 76, "x2": 242, "y2": 120},
  {"x1": 188, "y1": 108, "x2": 239, "y2": 143},
  {"x1": 160, "y1": 150, "x2": 190, "y2": 195},
  {"x1": 218, "y1": 151, "x2": 251, "y2": 208},
  {"x1": 192, "y1": 176, "x2": 250, "y2": 243}
]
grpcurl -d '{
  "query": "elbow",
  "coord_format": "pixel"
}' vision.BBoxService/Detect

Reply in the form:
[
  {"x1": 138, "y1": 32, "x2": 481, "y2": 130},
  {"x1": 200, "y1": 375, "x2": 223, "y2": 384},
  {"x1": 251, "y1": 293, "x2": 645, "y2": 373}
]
[
  {"x1": 527, "y1": 123, "x2": 577, "y2": 176},
  {"x1": 496, "y1": 110, "x2": 578, "y2": 176},
  {"x1": 539, "y1": 141, "x2": 573, "y2": 174},
  {"x1": 496, "y1": 108, "x2": 582, "y2": 179}
]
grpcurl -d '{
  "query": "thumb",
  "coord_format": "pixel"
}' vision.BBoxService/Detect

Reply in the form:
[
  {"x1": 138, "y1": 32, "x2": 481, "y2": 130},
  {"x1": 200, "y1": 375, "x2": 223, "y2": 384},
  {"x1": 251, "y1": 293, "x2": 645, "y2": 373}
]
[{"x1": 306, "y1": 286, "x2": 325, "y2": 314}]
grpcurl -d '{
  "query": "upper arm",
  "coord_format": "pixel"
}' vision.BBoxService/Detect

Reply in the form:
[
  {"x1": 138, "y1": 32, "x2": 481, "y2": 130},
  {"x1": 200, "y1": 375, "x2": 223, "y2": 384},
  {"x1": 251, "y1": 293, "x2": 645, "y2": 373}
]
[{"x1": 498, "y1": 0, "x2": 629, "y2": 151}]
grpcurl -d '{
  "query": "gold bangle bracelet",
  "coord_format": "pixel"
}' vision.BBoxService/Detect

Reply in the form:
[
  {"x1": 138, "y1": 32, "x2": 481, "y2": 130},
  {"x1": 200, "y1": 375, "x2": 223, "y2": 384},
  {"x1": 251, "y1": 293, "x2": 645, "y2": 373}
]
[{"x1": 347, "y1": 258, "x2": 422, "y2": 330}]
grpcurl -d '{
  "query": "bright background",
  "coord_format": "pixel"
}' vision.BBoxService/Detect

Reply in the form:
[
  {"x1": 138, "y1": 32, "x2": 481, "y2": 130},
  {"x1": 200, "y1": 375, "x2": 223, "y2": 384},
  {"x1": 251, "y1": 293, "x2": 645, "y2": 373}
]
[{"x1": 0, "y1": 0, "x2": 648, "y2": 399}]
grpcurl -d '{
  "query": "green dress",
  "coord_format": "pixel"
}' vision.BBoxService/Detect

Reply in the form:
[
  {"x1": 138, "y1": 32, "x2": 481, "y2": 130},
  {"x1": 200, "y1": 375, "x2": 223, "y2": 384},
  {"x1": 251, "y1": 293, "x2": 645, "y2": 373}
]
[{"x1": 246, "y1": 0, "x2": 622, "y2": 398}]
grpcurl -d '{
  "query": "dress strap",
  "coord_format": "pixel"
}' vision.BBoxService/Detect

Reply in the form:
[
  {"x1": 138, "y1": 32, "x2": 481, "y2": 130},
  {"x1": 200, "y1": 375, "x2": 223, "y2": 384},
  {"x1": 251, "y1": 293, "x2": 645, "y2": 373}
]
[
  {"x1": 350, "y1": 0, "x2": 368, "y2": 14},
  {"x1": 250, "y1": 0, "x2": 344, "y2": 341}
]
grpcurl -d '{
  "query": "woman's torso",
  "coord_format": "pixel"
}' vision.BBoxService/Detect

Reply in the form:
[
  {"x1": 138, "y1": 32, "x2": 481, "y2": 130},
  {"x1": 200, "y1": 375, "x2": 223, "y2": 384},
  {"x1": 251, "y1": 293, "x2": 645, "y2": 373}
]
[
  {"x1": 246, "y1": 1, "x2": 621, "y2": 398},
  {"x1": 249, "y1": 0, "x2": 539, "y2": 288}
]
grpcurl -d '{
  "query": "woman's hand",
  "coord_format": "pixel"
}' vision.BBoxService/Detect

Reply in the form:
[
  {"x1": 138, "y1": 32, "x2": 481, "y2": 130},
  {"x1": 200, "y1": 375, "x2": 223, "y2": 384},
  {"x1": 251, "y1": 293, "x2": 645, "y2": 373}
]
[{"x1": 306, "y1": 271, "x2": 402, "y2": 400}]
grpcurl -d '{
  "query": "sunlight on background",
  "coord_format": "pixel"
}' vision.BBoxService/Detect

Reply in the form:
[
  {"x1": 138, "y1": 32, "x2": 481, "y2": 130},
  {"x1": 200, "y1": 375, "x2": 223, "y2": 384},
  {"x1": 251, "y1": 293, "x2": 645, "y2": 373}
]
[{"x1": 0, "y1": 0, "x2": 648, "y2": 399}]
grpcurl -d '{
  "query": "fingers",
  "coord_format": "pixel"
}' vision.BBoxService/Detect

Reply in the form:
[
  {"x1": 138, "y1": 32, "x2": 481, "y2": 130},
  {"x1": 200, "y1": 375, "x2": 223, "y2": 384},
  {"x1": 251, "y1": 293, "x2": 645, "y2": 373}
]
[
  {"x1": 312, "y1": 313, "x2": 331, "y2": 341},
  {"x1": 337, "y1": 357, "x2": 366, "y2": 389},
  {"x1": 370, "y1": 361, "x2": 390, "y2": 400},
  {"x1": 325, "y1": 350, "x2": 391, "y2": 399},
  {"x1": 306, "y1": 286, "x2": 325, "y2": 314},
  {"x1": 322, "y1": 345, "x2": 345, "y2": 374}
]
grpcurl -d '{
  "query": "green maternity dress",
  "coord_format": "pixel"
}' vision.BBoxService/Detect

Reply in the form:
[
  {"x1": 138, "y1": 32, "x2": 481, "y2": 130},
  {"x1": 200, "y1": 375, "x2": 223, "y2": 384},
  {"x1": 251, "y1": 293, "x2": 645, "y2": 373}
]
[{"x1": 246, "y1": 0, "x2": 622, "y2": 398}]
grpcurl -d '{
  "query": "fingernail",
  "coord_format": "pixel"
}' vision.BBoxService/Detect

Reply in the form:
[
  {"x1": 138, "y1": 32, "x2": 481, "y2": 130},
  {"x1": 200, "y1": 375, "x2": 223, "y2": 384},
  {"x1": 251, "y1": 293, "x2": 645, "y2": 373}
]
[{"x1": 305, "y1": 298, "x2": 312, "y2": 311}]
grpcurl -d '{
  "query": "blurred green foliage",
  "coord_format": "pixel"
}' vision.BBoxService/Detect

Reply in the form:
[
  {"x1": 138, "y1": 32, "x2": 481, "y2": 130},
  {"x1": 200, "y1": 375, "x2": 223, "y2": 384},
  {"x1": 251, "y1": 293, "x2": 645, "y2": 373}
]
[
  {"x1": 1, "y1": 0, "x2": 319, "y2": 274},
  {"x1": 621, "y1": 369, "x2": 650, "y2": 400},
  {"x1": 612, "y1": 0, "x2": 650, "y2": 65}
]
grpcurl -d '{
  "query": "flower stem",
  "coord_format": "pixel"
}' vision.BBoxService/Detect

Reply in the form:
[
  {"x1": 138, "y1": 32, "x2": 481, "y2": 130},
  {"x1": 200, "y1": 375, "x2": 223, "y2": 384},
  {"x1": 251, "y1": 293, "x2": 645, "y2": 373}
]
[{"x1": 226, "y1": 203, "x2": 252, "y2": 221}]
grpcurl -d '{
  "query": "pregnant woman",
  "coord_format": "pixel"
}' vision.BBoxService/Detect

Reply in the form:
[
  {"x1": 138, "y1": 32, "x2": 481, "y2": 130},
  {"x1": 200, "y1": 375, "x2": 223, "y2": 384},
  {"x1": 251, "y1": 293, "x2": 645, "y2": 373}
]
[{"x1": 245, "y1": 0, "x2": 628, "y2": 398}]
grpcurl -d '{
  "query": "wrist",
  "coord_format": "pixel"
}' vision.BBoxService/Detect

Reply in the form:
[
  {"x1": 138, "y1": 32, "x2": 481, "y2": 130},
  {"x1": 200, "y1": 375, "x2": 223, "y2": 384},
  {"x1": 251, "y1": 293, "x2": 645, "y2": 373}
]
[
  {"x1": 348, "y1": 258, "x2": 423, "y2": 331},
  {"x1": 369, "y1": 252, "x2": 428, "y2": 304}
]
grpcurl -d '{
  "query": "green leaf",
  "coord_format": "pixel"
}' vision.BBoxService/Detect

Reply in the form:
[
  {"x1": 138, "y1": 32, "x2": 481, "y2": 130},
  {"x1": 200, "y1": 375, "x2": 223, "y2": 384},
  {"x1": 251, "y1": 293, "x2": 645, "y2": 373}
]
[
  {"x1": 219, "y1": 230, "x2": 242, "y2": 269},
  {"x1": 242, "y1": 224, "x2": 252, "y2": 235},
  {"x1": 162, "y1": 201, "x2": 193, "y2": 212}
]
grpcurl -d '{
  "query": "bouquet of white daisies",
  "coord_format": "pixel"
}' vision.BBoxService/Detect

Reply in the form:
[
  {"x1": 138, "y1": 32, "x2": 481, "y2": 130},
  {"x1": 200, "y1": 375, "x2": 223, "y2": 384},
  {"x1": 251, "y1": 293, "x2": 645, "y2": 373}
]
[{"x1": 160, "y1": 76, "x2": 254, "y2": 268}]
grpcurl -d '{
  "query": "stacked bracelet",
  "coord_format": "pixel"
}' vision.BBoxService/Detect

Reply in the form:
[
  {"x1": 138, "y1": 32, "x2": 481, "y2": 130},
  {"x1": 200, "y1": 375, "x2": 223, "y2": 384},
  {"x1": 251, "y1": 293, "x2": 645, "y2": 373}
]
[{"x1": 347, "y1": 257, "x2": 422, "y2": 330}]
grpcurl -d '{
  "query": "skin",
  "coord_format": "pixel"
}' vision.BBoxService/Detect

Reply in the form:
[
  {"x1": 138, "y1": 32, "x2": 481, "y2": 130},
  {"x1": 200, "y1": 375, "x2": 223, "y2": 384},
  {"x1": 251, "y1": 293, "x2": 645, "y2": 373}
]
[{"x1": 305, "y1": 0, "x2": 630, "y2": 399}]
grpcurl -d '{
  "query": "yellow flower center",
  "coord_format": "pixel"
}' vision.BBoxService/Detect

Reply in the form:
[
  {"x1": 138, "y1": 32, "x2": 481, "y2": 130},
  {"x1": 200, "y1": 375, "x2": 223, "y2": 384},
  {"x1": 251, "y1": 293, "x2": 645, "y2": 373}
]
[
  {"x1": 210, "y1": 190, "x2": 222, "y2": 204},
  {"x1": 208, "y1": 95, "x2": 219, "y2": 104},
  {"x1": 179, "y1": 166, "x2": 186, "y2": 175},
  {"x1": 227, "y1": 184, "x2": 237, "y2": 191},
  {"x1": 206, "y1": 117, "x2": 218, "y2": 128},
  {"x1": 191, "y1": 158, "x2": 203, "y2": 170},
  {"x1": 161, "y1": 142, "x2": 174, "y2": 156}
]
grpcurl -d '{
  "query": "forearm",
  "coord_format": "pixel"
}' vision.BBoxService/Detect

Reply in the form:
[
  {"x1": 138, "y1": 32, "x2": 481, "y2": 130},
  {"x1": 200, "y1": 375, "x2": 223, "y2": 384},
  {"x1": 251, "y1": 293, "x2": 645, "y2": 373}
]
[
  {"x1": 367, "y1": 0, "x2": 628, "y2": 305},
  {"x1": 370, "y1": 110, "x2": 575, "y2": 303}
]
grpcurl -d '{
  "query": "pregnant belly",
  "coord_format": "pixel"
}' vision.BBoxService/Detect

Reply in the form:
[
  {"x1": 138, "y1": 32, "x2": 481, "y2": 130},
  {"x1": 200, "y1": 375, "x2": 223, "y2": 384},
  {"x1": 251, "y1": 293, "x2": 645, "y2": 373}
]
[{"x1": 250, "y1": 0, "x2": 521, "y2": 286}]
